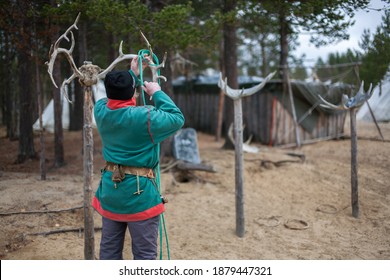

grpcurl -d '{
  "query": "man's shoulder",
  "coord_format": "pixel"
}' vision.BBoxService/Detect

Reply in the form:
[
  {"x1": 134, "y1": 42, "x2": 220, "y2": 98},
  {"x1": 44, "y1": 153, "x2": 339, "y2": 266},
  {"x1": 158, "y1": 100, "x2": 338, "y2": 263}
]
[
  {"x1": 94, "y1": 98, "x2": 107, "y2": 110},
  {"x1": 96, "y1": 98, "x2": 108, "y2": 105}
]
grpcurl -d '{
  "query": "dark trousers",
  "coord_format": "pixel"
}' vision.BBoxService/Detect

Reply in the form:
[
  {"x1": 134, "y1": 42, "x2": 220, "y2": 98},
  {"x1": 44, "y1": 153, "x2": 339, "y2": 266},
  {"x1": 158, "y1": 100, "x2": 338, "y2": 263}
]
[{"x1": 99, "y1": 215, "x2": 160, "y2": 260}]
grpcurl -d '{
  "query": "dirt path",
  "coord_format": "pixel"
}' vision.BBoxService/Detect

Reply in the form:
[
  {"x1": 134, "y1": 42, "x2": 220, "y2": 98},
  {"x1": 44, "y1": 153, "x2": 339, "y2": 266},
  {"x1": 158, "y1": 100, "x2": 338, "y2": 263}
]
[{"x1": 0, "y1": 121, "x2": 389, "y2": 260}]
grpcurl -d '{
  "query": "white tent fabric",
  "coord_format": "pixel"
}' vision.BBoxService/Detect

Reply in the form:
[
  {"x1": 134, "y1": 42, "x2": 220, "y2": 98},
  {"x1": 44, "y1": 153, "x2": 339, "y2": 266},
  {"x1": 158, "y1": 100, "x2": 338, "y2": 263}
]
[
  {"x1": 33, "y1": 80, "x2": 107, "y2": 132},
  {"x1": 357, "y1": 79, "x2": 390, "y2": 122}
]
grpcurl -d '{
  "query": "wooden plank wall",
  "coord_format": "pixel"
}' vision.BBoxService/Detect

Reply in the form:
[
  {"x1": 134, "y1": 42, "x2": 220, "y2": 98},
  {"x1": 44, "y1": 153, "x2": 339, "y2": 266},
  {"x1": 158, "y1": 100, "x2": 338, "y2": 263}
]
[
  {"x1": 270, "y1": 99, "x2": 346, "y2": 146},
  {"x1": 173, "y1": 84, "x2": 346, "y2": 146},
  {"x1": 174, "y1": 85, "x2": 220, "y2": 135}
]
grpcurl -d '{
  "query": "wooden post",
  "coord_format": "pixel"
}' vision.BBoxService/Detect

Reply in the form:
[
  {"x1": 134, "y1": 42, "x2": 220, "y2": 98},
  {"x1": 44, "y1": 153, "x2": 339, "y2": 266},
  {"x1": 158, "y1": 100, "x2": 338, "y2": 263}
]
[
  {"x1": 218, "y1": 71, "x2": 275, "y2": 238},
  {"x1": 36, "y1": 55, "x2": 46, "y2": 181},
  {"x1": 83, "y1": 85, "x2": 95, "y2": 259},
  {"x1": 233, "y1": 98, "x2": 245, "y2": 237},
  {"x1": 216, "y1": 89, "x2": 225, "y2": 142},
  {"x1": 286, "y1": 72, "x2": 301, "y2": 147},
  {"x1": 365, "y1": 100, "x2": 384, "y2": 141},
  {"x1": 350, "y1": 108, "x2": 359, "y2": 218}
]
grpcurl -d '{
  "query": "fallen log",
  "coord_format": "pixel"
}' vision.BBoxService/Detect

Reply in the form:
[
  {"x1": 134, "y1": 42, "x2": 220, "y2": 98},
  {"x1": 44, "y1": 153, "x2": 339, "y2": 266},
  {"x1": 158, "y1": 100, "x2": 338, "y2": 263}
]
[
  {"x1": 0, "y1": 206, "x2": 83, "y2": 216},
  {"x1": 161, "y1": 160, "x2": 216, "y2": 173},
  {"x1": 260, "y1": 159, "x2": 303, "y2": 168},
  {"x1": 28, "y1": 227, "x2": 102, "y2": 236},
  {"x1": 176, "y1": 161, "x2": 216, "y2": 173}
]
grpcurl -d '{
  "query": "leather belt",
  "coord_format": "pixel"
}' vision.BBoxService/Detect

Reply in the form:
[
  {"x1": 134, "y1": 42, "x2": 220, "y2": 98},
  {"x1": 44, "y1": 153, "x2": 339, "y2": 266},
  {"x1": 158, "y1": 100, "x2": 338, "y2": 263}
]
[{"x1": 105, "y1": 162, "x2": 155, "y2": 181}]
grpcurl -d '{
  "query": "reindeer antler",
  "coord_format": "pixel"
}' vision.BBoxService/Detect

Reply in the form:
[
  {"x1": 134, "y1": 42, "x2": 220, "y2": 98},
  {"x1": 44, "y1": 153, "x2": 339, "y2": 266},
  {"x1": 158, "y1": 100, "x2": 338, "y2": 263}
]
[
  {"x1": 139, "y1": 31, "x2": 167, "y2": 83},
  {"x1": 345, "y1": 81, "x2": 373, "y2": 108},
  {"x1": 319, "y1": 81, "x2": 374, "y2": 111},
  {"x1": 98, "y1": 32, "x2": 167, "y2": 83},
  {"x1": 149, "y1": 52, "x2": 167, "y2": 83},
  {"x1": 97, "y1": 41, "x2": 136, "y2": 79},
  {"x1": 45, "y1": 13, "x2": 83, "y2": 88},
  {"x1": 218, "y1": 71, "x2": 276, "y2": 100},
  {"x1": 228, "y1": 123, "x2": 259, "y2": 153},
  {"x1": 140, "y1": 31, "x2": 154, "y2": 60}
]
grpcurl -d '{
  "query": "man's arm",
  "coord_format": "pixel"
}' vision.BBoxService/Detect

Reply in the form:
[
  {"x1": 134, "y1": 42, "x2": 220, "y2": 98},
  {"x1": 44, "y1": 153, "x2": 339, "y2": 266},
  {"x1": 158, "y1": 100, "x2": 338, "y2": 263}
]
[{"x1": 143, "y1": 81, "x2": 185, "y2": 143}]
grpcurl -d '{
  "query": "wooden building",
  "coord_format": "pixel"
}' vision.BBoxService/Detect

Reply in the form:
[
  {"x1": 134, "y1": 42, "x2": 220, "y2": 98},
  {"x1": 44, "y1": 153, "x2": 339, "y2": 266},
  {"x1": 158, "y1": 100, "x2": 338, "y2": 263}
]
[{"x1": 173, "y1": 77, "x2": 350, "y2": 146}]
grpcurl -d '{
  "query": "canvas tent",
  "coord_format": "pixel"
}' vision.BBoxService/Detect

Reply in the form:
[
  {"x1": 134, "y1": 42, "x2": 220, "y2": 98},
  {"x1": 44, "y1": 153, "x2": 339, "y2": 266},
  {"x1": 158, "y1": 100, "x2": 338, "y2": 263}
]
[
  {"x1": 357, "y1": 78, "x2": 390, "y2": 122},
  {"x1": 33, "y1": 80, "x2": 106, "y2": 132}
]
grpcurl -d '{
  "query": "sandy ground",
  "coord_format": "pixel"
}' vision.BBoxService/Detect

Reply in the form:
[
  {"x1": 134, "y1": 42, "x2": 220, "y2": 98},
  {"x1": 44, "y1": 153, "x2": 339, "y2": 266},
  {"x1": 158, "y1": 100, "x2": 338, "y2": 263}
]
[{"x1": 0, "y1": 119, "x2": 389, "y2": 260}]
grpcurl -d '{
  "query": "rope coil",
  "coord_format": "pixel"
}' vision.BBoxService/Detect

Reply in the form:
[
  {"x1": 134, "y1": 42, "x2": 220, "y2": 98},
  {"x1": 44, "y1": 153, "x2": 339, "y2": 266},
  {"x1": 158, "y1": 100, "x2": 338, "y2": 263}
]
[
  {"x1": 137, "y1": 49, "x2": 170, "y2": 260},
  {"x1": 137, "y1": 49, "x2": 161, "y2": 105}
]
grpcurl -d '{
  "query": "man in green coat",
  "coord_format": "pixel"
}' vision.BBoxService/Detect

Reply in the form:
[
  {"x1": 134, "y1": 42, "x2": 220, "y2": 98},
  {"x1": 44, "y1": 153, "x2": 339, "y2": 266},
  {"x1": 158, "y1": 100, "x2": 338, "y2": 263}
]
[{"x1": 92, "y1": 56, "x2": 185, "y2": 259}]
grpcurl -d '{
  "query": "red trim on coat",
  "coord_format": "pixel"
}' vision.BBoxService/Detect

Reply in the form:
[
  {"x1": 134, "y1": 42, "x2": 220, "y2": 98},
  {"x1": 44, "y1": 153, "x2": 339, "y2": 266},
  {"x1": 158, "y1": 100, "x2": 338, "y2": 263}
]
[
  {"x1": 92, "y1": 196, "x2": 164, "y2": 222},
  {"x1": 147, "y1": 107, "x2": 155, "y2": 144},
  {"x1": 107, "y1": 98, "x2": 136, "y2": 109}
]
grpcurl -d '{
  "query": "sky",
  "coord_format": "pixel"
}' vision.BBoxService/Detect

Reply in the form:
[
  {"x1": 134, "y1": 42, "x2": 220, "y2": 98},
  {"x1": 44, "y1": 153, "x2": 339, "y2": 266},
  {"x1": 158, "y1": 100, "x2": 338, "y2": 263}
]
[{"x1": 293, "y1": 0, "x2": 388, "y2": 67}]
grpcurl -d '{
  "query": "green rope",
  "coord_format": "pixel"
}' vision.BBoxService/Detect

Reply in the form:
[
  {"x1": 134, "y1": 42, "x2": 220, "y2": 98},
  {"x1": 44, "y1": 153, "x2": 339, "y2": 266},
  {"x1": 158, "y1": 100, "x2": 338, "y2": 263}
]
[
  {"x1": 155, "y1": 145, "x2": 170, "y2": 260},
  {"x1": 137, "y1": 49, "x2": 161, "y2": 106},
  {"x1": 137, "y1": 50, "x2": 170, "y2": 260}
]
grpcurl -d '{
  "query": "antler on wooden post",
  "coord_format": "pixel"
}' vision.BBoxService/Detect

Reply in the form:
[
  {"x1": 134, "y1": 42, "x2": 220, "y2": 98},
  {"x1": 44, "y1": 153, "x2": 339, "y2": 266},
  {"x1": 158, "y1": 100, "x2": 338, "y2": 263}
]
[
  {"x1": 317, "y1": 80, "x2": 374, "y2": 219},
  {"x1": 45, "y1": 13, "x2": 98, "y2": 260},
  {"x1": 218, "y1": 71, "x2": 276, "y2": 100},
  {"x1": 218, "y1": 70, "x2": 275, "y2": 238},
  {"x1": 45, "y1": 13, "x2": 83, "y2": 88},
  {"x1": 319, "y1": 81, "x2": 374, "y2": 111}
]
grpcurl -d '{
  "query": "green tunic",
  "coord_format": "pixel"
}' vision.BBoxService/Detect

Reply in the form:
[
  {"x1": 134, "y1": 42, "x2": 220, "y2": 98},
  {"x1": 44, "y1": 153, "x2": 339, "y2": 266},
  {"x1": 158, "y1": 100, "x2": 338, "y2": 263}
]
[{"x1": 92, "y1": 91, "x2": 185, "y2": 221}]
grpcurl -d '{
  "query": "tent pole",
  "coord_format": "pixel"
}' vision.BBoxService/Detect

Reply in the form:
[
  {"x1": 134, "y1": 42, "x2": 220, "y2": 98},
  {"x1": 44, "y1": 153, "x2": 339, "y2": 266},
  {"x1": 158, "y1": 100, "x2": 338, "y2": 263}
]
[
  {"x1": 350, "y1": 108, "x2": 359, "y2": 218},
  {"x1": 365, "y1": 100, "x2": 384, "y2": 141},
  {"x1": 286, "y1": 71, "x2": 301, "y2": 147}
]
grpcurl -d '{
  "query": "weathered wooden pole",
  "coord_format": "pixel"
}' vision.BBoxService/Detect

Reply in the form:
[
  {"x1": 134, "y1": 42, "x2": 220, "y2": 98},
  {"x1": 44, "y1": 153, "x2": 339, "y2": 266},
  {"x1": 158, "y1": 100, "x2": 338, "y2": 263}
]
[
  {"x1": 318, "y1": 81, "x2": 374, "y2": 218},
  {"x1": 216, "y1": 89, "x2": 225, "y2": 142},
  {"x1": 350, "y1": 107, "x2": 359, "y2": 218},
  {"x1": 218, "y1": 71, "x2": 276, "y2": 238},
  {"x1": 286, "y1": 72, "x2": 301, "y2": 147},
  {"x1": 79, "y1": 61, "x2": 101, "y2": 259},
  {"x1": 233, "y1": 98, "x2": 245, "y2": 237},
  {"x1": 83, "y1": 85, "x2": 95, "y2": 259},
  {"x1": 365, "y1": 99, "x2": 384, "y2": 141}
]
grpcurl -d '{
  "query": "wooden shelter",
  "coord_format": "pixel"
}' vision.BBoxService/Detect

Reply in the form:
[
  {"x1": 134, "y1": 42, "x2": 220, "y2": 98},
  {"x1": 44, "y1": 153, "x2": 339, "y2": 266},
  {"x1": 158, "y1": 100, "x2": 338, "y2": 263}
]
[{"x1": 173, "y1": 76, "x2": 350, "y2": 146}]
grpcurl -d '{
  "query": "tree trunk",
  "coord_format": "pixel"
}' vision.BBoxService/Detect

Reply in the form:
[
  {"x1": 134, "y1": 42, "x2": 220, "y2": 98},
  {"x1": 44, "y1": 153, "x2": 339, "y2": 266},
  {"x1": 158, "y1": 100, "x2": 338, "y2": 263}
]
[
  {"x1": 69, "y1": 21, "x2": 87, "y2": 131},
  {"x1": 16, "y1": 0, "x2": 37, "y2": 162},
  {"x1": 279, "y1": 8, "x2": 289, "y2": 81},
  {"x1": 2, "y1": 32, "x2": 17, "y2": 140},
  {"x1": 34, "y1": 20, "x2": 46, "y2": 180},
  {"x1": 107, "y1": 32, "x2": 116, "y2": 63},
  {"x1": 49, "y1": 0, "x2": 64, "y2": 167},
  {"x1": 280, "y1": 13, "x2": 300, "y2": 147},
  {"x1": 17, "y1": 51, "x2": 36, "y2": 163},
  {"x1": 53, "y1": 60, "x2": 65, "y2": 167},
  {"x1": 260, "y1": 34, "x2": 268, "y2": 77},
  {"x1": 216, "y1": 39, "x2": 225, "y2": 142},
  {"x1": 222, "y1": 0, "x2": 238, "y2": 150}
]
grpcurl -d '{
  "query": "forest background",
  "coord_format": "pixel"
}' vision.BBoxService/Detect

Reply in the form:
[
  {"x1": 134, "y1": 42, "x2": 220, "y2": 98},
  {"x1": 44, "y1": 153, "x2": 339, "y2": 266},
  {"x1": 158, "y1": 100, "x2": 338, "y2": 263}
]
[{"x1": 0, "y1": 0, "x2": 389, "y2": 168}]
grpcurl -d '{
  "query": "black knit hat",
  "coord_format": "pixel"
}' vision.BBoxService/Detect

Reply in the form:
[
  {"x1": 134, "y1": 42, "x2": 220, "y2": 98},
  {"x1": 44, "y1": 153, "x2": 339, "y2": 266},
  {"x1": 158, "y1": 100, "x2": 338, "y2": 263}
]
[{"x1": 104, "y1": 70, "x2": 135, "y2": 100}]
